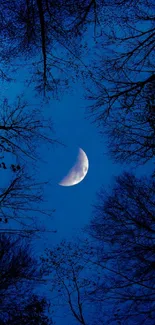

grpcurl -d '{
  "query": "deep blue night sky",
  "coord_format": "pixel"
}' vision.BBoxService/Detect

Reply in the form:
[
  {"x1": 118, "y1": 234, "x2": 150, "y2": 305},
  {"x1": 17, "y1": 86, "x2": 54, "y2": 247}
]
[
  {"x1": 2, "y1": 56, "x2": 152, "y2": 250},
  {"x1": 1, "y1": 11, "x2": 154, "y2": 323},
  {"x1": 1, "y1": 69, "x2": 122, "y2": 245},
  {"x1": 1, "y1": 70, "x2": 124, "y2": 325}
]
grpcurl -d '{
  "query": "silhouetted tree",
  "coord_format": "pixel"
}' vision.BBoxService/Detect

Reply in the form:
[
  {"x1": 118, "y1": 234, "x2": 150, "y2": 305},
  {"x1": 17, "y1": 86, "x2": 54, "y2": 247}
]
[
  {"x1": 86, "y1": 172, "x2": 155, "y2": 324},
  {"x1": 0, "y1": 234, "x2": 52, "y2": 324},
  {"x1": 0, "y1": 96, "x2": 57, "y2": 161},
  {"x1": 0, "y1": 166, "x2": 55, "y2": 232},
  {"x1": 88, "y1": 0, "x2": 155, "y2": 115},
  {"x1": 41, "y1": 240, "x2": 103, "y2": 325},
  {"x1": 4, "y1": 295, "x2": 52, "y2": 325},
  {"x1": 104, "y1": 78, "x2": 155, "y2": 165},
  {"x1": 0, "y1": 0, "x2": 102, "y2": 96},
  {"x1": 87, "y1": 0, "x2": 155, "y2": 167},
  {"x1": 41, "y1": 173, "x2": 155, "y2": 323},
  {"x1": 0, "y1": 95, "x2": 56, "y2": 233}
]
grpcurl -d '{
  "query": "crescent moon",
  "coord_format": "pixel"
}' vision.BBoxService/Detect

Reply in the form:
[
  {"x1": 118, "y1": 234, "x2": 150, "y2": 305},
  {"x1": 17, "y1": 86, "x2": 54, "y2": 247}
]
[{"x1": 59, "y1": 148, "x2": 89, "y2": 186}]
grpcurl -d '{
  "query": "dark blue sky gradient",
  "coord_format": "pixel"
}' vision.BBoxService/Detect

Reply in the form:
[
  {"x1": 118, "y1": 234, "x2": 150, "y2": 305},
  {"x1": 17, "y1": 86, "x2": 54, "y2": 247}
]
[
  {"x1": 35, "y1": 88, "x2": 123, "y2": 247},
  {"x1": 1, "y1": 73, "x2": 122, "y2": 248},
  {"x1": 2, "y1": 25, "x2": 153, "y2": 324},
  {"x1": 2, "y1": 64, "x2": 153, "y2": 249}
]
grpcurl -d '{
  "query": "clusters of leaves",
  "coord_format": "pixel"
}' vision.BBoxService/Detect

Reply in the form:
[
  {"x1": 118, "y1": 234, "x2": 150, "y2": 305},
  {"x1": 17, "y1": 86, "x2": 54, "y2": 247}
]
[{"x1": 0, "y1": 234, "x2": 52, "y2": 324}]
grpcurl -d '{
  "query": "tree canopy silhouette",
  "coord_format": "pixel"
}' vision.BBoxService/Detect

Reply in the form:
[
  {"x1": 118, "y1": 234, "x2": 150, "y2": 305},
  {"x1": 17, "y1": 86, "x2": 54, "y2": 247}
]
[
  {"x1": 0, "y1": 0, "x2": 103, "y2": 96},
  {"x1": 87, "y1": 0, "x2": 155, "y2": 167},
  {"x1": 42, "y1": 172, "x2": 155, "y2": 324},
  {"x1": 86, "y1": 172, "x2": 155, "y2": 324},
  {"x1": 0, "y1": 96, "x2": 56, "y2": 161},
  {"x1": 0, "y1": 95, "x2": 56, "y2": 233},
  {"x1": 41, "y1": 239, "x2": 103, "y2": 325},
  {"x1": 0, "y1": 234, "x2": 52, "y2": 324}
]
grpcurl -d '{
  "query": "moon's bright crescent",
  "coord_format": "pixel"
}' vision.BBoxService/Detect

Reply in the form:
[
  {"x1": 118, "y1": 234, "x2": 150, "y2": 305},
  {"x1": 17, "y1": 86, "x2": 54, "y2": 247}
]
[{"x1": 59, "y1": 148, "x2": 89, "y2": 186}]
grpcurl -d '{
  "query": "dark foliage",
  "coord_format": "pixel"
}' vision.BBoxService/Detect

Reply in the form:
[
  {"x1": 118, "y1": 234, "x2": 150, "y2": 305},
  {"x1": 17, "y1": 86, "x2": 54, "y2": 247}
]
[
  {"x1": 87, "y1": 0, "x2": 155, "y2": 166},
  {"x1": 0, "y1": 234, "x2": 52, "y2": 324},
  {"x1": 0, "y1": 0, "x2": 103, "y2": 96},
  {"x1": 86, "y1": 172, "x2": 155, "y2": 324}
]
